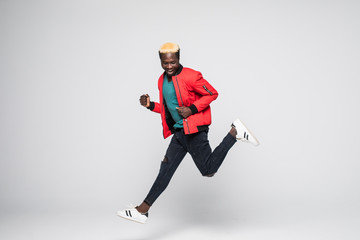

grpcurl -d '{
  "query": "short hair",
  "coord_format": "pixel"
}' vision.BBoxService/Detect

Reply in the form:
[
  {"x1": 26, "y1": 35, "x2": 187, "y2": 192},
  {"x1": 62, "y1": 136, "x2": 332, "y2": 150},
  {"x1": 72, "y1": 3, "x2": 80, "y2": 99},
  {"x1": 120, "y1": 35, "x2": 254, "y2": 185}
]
[{"x1": 159, "y1": 42, "x2": 180, "y2": 59}]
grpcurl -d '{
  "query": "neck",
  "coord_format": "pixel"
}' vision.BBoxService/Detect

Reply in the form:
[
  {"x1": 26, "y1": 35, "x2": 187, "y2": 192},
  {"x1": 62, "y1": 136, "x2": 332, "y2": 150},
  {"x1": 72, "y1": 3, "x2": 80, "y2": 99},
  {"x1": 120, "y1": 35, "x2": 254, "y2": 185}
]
[{"x1": 166, "y1": 74, "x2": 172, "y2": 82}]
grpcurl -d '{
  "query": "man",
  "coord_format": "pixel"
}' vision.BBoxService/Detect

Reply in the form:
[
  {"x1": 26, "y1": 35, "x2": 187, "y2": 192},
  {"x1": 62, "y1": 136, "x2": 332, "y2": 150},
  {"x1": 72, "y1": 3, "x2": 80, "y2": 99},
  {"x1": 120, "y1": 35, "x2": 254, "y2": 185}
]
[{"x1": 117, "y1": 43, "x2": 259, "y2": 224}]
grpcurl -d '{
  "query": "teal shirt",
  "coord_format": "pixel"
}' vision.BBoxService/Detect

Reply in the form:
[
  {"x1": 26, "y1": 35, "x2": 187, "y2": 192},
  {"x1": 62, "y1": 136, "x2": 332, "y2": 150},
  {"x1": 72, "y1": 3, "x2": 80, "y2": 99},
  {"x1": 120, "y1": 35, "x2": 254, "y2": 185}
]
[{"x1": 163, "y1": 75, "x2": 183, "y2": 129}]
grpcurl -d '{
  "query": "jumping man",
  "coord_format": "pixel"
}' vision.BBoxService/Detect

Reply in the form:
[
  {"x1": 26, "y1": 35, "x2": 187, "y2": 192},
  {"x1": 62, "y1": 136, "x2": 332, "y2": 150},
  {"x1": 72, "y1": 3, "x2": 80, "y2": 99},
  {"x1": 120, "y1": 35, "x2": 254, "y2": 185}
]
[{"x1": 117, "y1": 42, "x2": 259, "y2": 224}]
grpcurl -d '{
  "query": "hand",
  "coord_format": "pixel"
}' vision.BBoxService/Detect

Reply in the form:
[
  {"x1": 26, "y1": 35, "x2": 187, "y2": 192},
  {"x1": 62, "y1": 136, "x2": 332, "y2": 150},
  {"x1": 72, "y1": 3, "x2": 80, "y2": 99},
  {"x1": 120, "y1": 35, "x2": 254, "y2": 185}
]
[
  {"x1": 139, "y1": 94, "x2": 150, "y2": 108},
  {"x1": 176, "y1": 106, "x2": 192, "y2": 119}
]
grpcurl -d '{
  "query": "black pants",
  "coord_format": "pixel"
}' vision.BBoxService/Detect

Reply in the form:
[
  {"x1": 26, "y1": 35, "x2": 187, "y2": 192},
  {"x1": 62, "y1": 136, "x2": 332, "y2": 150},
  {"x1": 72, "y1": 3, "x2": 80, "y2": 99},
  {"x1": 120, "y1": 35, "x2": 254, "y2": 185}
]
[{"x1": 144, "y1": 130, "x2": 237, "y2": 206}]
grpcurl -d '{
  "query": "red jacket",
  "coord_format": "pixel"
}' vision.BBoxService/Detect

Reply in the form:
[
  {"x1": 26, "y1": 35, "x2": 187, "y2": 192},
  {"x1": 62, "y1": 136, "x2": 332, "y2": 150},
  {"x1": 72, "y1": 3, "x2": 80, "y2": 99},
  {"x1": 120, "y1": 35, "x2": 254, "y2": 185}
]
[{"x1": 149, "y1": 65, "x2": 218, "y2": 139}]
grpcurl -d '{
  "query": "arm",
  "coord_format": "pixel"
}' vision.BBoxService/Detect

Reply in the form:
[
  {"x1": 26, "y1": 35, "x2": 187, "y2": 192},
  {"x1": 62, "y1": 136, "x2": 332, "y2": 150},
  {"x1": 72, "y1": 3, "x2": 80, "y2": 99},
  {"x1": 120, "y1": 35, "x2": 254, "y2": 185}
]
[
  {"x1": 188, "y1": 71, "x2": 218, "y2": 113},
  {"x1": 176, "y1": 72, "x2": 218, "y2": 119}
]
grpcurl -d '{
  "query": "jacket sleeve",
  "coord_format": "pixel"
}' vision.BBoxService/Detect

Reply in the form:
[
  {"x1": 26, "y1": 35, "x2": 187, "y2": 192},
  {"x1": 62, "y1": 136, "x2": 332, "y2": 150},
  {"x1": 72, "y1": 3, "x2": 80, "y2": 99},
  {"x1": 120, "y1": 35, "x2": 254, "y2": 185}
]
[
  {"x1": 147, "y1": 101, "x2": 161, "y2": 113},
  {"x1": 189, "y1": 71, "x2": 218, "y2": 113}
]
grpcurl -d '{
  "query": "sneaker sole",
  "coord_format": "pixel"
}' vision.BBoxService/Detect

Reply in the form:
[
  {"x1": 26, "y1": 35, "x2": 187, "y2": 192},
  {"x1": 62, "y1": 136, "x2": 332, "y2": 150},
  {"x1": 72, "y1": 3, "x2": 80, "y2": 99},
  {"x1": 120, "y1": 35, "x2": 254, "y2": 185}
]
[{"x1": 117, "y1": 212, "x2": 147, "y2": 224}]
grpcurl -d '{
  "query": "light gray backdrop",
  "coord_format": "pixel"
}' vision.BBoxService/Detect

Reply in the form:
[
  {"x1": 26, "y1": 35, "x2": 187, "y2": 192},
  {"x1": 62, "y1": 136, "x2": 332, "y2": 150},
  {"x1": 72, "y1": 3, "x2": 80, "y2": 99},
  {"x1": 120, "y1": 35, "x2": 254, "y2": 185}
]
[{"x1": 1, "y1": 0, "x2": 359, "y2": 239}]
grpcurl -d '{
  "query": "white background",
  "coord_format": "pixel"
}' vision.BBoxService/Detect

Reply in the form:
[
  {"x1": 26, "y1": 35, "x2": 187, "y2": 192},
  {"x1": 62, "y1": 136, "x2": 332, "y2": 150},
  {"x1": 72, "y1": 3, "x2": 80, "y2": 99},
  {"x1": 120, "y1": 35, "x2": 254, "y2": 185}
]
[{"x1": 1, "y1": 0, "x2": 360, "y2": 239}]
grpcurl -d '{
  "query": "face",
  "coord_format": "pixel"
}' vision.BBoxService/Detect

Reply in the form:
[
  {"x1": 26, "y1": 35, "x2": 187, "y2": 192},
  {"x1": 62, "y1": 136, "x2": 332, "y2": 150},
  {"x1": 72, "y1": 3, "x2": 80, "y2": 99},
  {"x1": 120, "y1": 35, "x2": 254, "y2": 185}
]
[{"x1": 160, "y1": 52, "x2": 180, "y2": 76}]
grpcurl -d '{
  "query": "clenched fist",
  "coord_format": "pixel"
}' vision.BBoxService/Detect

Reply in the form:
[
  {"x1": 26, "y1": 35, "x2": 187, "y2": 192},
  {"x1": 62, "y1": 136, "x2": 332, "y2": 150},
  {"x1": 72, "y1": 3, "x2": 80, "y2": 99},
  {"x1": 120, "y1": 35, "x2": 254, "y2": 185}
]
[
  {"x1": 139, "y1": 94, "x2": 150, "y2": 108},
  {"x1": 176, "y1": 106, "x2": 192, "y2": 119}
]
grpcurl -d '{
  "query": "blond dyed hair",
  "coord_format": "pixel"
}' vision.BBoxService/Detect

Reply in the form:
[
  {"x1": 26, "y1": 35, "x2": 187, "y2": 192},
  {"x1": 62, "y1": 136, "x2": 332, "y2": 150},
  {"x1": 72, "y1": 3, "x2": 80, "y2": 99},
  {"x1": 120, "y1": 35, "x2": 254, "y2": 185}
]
[
  {"x1": 159, "y1": 42, "x2": 180, "y2": 53},
  {"x1": 159, "y1": 42, "x2": 180, "y2": 59}
]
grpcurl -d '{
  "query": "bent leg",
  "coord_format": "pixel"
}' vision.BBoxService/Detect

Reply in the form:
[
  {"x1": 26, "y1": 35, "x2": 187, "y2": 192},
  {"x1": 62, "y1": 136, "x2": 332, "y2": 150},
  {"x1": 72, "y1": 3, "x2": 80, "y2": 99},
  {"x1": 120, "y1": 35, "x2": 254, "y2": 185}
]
[{"x1": 187, "y1": 131, "x2": 236, "y2": 176}]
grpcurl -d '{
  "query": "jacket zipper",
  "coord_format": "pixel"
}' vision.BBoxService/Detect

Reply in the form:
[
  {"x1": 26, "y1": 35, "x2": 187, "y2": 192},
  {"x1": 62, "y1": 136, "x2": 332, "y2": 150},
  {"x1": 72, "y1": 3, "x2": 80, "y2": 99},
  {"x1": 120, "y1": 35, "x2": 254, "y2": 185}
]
[
  {"x1": 203, "y1": 85, "x2": 213, "y2": 95},
  {"x1": 175, "y1": 76, "x2": 190, "y2": 134}
]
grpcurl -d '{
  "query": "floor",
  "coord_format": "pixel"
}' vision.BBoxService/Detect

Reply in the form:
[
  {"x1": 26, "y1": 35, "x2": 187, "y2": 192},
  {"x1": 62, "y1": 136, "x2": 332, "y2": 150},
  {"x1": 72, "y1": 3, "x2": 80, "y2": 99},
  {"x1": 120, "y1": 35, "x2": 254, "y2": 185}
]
[{"x1": 1, "y1": 210, "x2": 359, "y2": 240}]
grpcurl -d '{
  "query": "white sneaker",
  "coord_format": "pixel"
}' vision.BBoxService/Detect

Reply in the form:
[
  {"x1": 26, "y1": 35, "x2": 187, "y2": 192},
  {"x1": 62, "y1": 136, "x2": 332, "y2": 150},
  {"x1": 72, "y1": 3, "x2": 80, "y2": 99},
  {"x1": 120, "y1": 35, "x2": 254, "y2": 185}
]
[
  {"x1": 117, "y1": 205, "x2": 148, "y2": 224},
  {"x1": 232, "y1": 118, "x2": 259, "y2": 146}
]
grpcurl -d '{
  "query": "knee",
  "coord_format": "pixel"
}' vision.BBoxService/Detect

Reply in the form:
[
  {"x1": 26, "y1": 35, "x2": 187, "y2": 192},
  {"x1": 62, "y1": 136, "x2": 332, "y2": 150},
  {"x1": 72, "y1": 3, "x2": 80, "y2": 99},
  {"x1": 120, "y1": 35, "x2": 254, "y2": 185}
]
[
  {"x1": 204, "y1": 173, "x2": 215, "y2": 177},
  {"x1": 162, "y1": 156, "x2": 168, "y2": 163}
]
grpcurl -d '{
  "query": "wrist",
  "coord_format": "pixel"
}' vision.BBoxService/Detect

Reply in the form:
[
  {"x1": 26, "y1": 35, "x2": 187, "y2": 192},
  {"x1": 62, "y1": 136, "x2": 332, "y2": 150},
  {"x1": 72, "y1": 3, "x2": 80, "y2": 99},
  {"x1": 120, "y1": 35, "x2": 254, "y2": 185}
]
[
  {"x1": 147, "y1": 101, "x2": 155, "y2": 110},
  {"x1": 189, "y1": 104, "x2": 198, "y2": 114}
]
